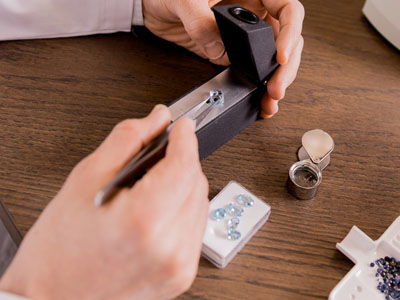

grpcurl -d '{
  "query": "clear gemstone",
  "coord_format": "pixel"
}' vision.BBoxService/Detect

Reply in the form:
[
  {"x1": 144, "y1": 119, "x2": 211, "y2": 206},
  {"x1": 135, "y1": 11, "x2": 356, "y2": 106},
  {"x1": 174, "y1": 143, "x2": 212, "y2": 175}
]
[
  {"x1": 227, "y1": 203, "x2": 244, "y2": 217},
  {"x1": 227, "y1": 229, "x2": 241, "y2": 240},
  {"x1": 237, "y1": 194, "x2": 254, "y2": 207},
  {"x1": 209, "y1": 90, "x2": 224, "y2": 106},
  {"x1": 211, "y1": 208, "x2": 226, "y2": 221},
  {"x1": 228, "y1": 217, "x2": 240, "y2": 230}
]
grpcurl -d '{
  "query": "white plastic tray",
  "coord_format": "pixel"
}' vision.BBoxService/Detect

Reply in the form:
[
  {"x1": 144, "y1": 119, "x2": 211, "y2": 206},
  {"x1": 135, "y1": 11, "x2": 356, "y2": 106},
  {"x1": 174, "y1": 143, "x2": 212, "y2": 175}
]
[
  {"x1": 202, "y1": 181, "x2": 271, "y2": 268},
  {"x1": 329, "y1": 216, "x2": 400, "y2": 300}
]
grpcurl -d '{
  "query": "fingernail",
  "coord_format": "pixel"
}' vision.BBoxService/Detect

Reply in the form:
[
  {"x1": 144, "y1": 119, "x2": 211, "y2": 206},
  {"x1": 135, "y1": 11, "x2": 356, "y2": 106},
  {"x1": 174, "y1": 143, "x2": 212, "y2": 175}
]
[
  {"x1": 281, "y1": 54, "x2": 289, "y2": 65},
  {"x1": 277, "y1": 49, "x2": 289, "y2": 65},
  {"x1": 260, "y1": 112, "x2": 274, "y2": 119},
  {"x1": 273, "y1": 99, "x2": 279, "y2": 111},
  {"x1": 204, "y1": 40, "x2": 225, "y2": 60},
  {"x1": 261, "y1": 100, "x2": 279, "y2": 119},
  {"x1": 189, "y1": 118, "x2": 196, "y2": 131},
  {"x1": 151, "y1": 104, "x2": 164, "y2": 113},
  {"x1": 177, "y1": 117, "x2": 196, "y2": 130}
]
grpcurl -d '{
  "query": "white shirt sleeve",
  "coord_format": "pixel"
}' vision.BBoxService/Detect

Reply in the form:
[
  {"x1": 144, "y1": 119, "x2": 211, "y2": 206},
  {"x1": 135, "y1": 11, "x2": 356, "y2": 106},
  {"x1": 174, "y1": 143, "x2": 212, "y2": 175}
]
[
  {"x1": 132, "y1": 0, "x2": 144, "y2": 26},
  {"x1": 0, "y1": 292, "x2": 28, "y2": 300},
  {"x1": 0, "y1": 0, "x2": 144, "y2": 41}
]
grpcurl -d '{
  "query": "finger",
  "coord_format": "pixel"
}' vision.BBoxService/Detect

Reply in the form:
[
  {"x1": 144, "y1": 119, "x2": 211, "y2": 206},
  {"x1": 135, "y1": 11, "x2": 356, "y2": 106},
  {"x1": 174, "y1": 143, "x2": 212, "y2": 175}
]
[
  {"x1": 267, "y1": 35, "x2": 304, "y2": 100},
  {"x1": 264, "y1": 13, "x2": 280, "y2": 40},
  {"x1": 171, "y1": 0, "x2": 228, "y2": 63},
  {"x1": 128, "y1": 117, "x2": 201, "y2": 221},
  {"x1": 158, "y1": 173, "x2": 209, "y2": 294},
  {"x1": 174, "y1": 173, "x2": 209, "y2": 253},
  {"x1": 260, "y1": 0, "x2": 305, "y2": 64},
  {"x1": 160, "y1": 173, "x2": 208, "y2": 261},
  {"x1": 209, "y1": 51, "x2": 230, "y2": 66},
  {"x1": 71, "y1": 105, "x2": 171, "y2": 191},
  {"x1": 260, "y1": 95, "x2": 279, "y2": 118}
]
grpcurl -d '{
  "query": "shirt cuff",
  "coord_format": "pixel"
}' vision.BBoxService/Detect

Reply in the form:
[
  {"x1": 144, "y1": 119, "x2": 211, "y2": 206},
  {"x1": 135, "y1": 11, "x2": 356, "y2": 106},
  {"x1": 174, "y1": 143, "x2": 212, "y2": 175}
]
[
  {"x1": 0, "y1": 292, "x2": 28, "y2": 300},
  {"x1": 132, "y1": 0, "x2": 144, "y2": 26},
  {"x1": 102, "y1": 0, "x2": 135, "y2": 32}
]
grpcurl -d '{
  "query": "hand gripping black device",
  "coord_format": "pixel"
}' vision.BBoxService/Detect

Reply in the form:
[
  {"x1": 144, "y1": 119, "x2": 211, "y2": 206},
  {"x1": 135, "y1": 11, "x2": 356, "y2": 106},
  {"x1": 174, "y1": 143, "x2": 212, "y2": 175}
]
[
  {"x1": 168, "y1": 4, "x2": 279, "y2": 160},
  {"x1": 96, "y1": 4, "x2": 280, "y2": 205}
]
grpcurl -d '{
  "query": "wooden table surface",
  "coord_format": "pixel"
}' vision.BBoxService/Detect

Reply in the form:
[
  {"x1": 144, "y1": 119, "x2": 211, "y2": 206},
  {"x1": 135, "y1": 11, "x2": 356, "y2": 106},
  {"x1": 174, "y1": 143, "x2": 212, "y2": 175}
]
[{"x1": 0, "y1": 0, "x2": 399, "y2": 299}]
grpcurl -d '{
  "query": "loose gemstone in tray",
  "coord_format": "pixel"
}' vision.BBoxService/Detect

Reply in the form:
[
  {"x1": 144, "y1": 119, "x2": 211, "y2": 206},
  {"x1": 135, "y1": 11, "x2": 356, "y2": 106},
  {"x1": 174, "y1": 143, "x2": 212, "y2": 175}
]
[{"x1": 202, "y1": 181, "x2": 271, "y2": 269}]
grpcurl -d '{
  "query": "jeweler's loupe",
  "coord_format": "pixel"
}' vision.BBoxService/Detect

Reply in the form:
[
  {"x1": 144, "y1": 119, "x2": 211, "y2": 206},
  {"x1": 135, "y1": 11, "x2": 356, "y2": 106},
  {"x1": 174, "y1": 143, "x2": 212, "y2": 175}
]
[{"x1": 287, "y1": 129, "x2": 334, "y2": 200}]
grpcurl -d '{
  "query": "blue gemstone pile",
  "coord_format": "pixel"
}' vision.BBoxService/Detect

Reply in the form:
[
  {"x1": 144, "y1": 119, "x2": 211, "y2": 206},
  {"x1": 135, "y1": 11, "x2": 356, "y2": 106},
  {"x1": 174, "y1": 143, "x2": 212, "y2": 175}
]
[
  {"x1": 370, "y1": 256, "x2": 400, "y2": 300},
  {"x1": 210, "y1": 193, "x2": 255, "y2": 241}
]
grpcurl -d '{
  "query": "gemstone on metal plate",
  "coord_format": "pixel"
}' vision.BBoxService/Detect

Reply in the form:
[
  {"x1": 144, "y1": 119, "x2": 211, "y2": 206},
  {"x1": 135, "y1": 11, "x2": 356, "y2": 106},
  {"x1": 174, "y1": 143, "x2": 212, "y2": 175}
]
[
  {"x1": 228, "y1": 217, "x2": 240, "y2": 230},
  {"x1": 227, "y1": 203, "x2": 244, "y2": 217},
  {"x1": 227, "y1": 229, "x2": 241, "y2": 240},
  {"x1": 211, "y1": 208, "x2": 226, "y2": 221},
  {"x1": 237, "y1": 194, "x2": 254, "y2": 207},
  {"x1": 209, "y1": 90, "x2": 224, "y2": 106}
]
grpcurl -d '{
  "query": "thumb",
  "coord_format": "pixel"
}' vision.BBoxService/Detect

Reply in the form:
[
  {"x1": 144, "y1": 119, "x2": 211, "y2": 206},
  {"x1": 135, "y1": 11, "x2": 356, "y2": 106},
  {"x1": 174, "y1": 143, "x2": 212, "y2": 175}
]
[{"x1": 174, "y1": 0, "x2": 228, "y2": 64}]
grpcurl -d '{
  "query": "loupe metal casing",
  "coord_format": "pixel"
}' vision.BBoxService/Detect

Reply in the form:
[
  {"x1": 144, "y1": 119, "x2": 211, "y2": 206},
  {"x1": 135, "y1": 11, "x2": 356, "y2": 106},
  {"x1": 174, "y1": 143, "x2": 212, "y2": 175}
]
[
  {"x1": 168, "y1": 4, "x2": 279, "y2": 160},
  {"x1": 288, "y1": 160, "x2": 322, "y2": 200},
  {"x1": 287, "y1": 129, "x2": 334, "y2": 200}
]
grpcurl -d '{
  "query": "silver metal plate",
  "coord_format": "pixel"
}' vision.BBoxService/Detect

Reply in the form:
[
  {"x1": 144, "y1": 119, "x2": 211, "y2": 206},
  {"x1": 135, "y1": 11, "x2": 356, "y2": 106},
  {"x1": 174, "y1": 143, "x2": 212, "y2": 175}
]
[{"x1": 168, "y1": 68, "x2": 258, "y2": 131}]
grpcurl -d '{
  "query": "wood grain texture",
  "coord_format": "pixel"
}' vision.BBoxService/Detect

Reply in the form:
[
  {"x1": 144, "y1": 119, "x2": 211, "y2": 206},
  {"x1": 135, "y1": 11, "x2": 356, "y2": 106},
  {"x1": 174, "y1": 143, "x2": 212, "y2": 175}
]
[{"x1": 0, "y1": 0, "x2": 399, "y2": 299}]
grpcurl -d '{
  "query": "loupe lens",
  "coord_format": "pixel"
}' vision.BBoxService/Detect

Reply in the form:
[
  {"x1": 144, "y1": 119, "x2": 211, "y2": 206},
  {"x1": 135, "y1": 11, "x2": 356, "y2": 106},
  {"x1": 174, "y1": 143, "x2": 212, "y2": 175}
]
[
  {"x1": 229, "y1": 7, "x2": 259, "y2": 24},
  {"x1": 293, "y1": 167, "x2": 318, "y2": 188}
]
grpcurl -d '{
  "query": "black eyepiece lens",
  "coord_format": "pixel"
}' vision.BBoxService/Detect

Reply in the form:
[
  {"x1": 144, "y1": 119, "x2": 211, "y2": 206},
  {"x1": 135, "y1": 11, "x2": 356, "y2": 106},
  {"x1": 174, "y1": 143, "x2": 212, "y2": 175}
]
[{"x1": 229, "y1": 7, "x2": 259, "y2": 24}]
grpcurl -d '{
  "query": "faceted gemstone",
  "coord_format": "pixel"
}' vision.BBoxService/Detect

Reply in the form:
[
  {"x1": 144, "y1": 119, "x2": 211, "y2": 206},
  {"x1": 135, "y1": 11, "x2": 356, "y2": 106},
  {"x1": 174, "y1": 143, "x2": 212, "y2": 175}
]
[
  {"x1": 209, "y1": 90, "x2": 224, "y2": 106},
  {"x1": 211, "y1": 208, "x2": 226, "y2": 221},
  {"x1": 228, "y1": 217, "x2": 240, "y2": 230},
  {"x1": 227, "y1": 229, "x2": 241, "y2": 241},
  {"x1": 237, "y1": 194, "x2": 254, "y2": 207},
  {"x1": 227, "y1": 203, "x2": 244, "y2": 217},
  {"x1": 371, "y1": 256, "x2": 400, "y2": 299}
]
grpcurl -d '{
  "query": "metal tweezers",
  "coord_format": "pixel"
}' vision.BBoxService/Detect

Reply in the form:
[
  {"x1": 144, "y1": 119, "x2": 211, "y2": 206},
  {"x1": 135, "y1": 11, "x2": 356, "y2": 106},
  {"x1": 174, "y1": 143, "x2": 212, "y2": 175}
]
[{"x1": 94, "y1": 91, "x2": 223, "y2": 207}]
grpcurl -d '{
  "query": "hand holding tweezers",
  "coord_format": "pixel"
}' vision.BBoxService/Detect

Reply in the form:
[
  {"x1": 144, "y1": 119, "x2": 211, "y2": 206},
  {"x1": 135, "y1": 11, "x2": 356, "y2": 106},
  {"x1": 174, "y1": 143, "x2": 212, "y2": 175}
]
[{"x1": 94, "y1": 91, "x2": 224, "y2": 207}]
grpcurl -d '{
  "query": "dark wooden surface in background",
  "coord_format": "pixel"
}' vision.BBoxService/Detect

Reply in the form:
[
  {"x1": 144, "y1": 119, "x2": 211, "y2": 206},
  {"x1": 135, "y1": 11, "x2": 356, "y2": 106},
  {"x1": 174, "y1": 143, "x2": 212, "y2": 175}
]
[{"x1": 0, "y1": 0, "x2": 399, "y2": 299}]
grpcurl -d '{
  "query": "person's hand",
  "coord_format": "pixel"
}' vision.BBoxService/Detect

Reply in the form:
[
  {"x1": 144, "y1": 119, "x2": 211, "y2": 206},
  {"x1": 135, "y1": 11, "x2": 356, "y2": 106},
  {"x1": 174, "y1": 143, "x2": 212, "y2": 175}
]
[
  {"x1": 142, "y1": 0, "x2": 304, "y2": 118},
  {"x1": 0, "y1": 105, "x2": 209, "y2": 300}
]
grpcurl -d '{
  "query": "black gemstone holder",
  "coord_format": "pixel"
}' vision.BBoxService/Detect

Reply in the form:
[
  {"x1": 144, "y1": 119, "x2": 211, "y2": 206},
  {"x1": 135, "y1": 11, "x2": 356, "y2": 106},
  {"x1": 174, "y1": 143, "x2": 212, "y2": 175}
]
[
  {"x1": 213, "y1": 4, "x2": 279, "y2": 83},
  {"x1": 169, "y1": 4, "x2": 279, "y2": 160}
]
